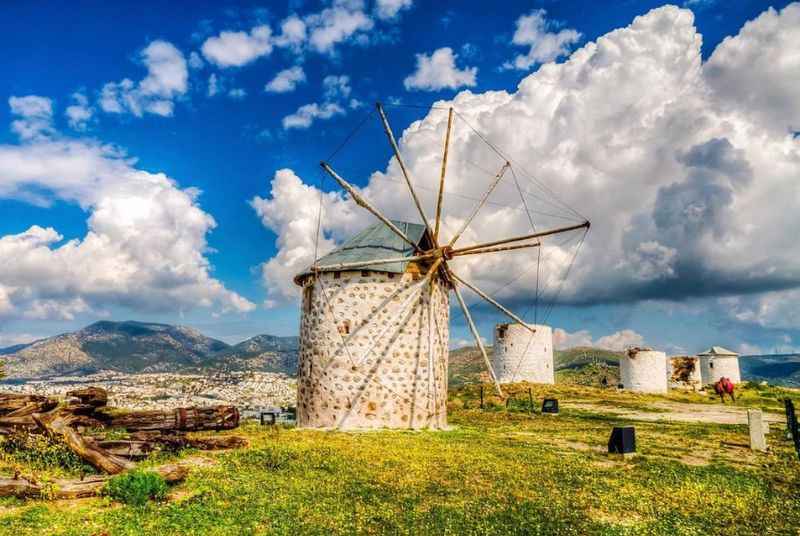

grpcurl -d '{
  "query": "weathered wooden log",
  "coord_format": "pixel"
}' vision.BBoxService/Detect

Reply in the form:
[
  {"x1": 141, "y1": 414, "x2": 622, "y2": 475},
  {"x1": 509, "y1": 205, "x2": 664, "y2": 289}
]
[
  {"x1": 106, "y1": 406, "x2": 239, "y2": 432},
  {"x1": 186, "y1": 436, "x2": 248, "y2": 450},
  {"x1": 33, "y1": 409, "x2": 134, "y2": 474},
  {"x1": 119, "y1": 432, "x2": 248, "y2": 453},
  {"x1": 0, "y1": 463, "x2": 188, "y2": 499},
  {"x1": 95, "y1": 440, "x2": 155, "y2": 459},
  {"x1": 66, "y1": 387, "x2": 108, "y2": 407},
  {"x1": 0, "y1": 415, "x2": 39, "y2": 432},
  {"x1": 0, "y1": 394, "x2": 57, "y2": 416}
]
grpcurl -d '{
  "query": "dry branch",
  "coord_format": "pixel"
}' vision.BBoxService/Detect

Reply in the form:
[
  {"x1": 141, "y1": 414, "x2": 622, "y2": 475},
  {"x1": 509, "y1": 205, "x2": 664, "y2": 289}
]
[
  {"x1": 33, "y1": 408, "x2": 135, "y2": 474},
  {"x1": 0, "y1": 463, "x2": 188, "y2": 499}
]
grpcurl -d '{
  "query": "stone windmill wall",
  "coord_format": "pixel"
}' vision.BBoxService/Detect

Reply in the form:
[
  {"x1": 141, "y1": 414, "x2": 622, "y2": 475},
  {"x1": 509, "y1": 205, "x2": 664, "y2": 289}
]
[
  {"x1": 620, "y1": 348, "x2": 668, "y2": 393},
  {"x1": 491, "y1": 323, "x2": 554, "y2": 384},
  {"x1": 296, "y1": 268, "x2": 449, "y2": 430}
]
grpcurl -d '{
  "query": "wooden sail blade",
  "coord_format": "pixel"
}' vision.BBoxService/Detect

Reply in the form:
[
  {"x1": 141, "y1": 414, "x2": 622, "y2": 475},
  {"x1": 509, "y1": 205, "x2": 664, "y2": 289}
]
[
  {"x1": 320, "y1": 161, "x2": 421, "y2": 252},
  {"x1": 450, "y1": 241, "x2": 541, "y2": 257},
  {"x1": 451, "y1": 221, "x2": 590, "y2": 255},
  {"x1": 313, "y1": 253, "x2": 435, "y2": 272},
  {"x1": 434, "y1": 107, "x2": 454, "y2": 242},
  {"x1": 376, "y1": 103, "x2": 435, "y2": 244},
  {"x1": 448, "y1": 162, "x2": 510, "y2": 247},
  {"x1": 451, "y1": 281, "x2": 504, "y2": 398},
  {"x1": 449, "y1": 271, "x2": 536, "y2": 336}
]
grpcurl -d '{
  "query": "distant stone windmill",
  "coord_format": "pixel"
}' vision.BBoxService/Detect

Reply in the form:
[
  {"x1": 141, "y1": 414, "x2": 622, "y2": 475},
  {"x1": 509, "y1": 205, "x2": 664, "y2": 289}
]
[{"x1": 293, "y1": 103, "x2": 589, "y2": 430}]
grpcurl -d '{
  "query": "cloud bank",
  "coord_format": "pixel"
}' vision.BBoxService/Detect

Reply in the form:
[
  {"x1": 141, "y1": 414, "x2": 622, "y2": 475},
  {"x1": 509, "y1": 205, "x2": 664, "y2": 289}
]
[
  {"x1": 0, "y1": 97, "x2": 255, "y2": 320},
  {"x1": 252, "y1": 3, "x2": 800, "y2": 337}
]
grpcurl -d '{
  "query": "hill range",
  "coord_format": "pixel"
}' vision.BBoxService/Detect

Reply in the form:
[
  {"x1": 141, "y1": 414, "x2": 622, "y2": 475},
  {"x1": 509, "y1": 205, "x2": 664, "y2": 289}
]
[{"x1": 0, "y1": 321, "x2": 798, "y2": 386}]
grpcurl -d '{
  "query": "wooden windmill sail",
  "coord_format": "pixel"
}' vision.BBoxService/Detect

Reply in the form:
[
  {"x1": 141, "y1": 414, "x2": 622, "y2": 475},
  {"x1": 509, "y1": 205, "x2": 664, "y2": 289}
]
[{"x1": 295, "y1": 103, "x2": 589, "y2": 429}]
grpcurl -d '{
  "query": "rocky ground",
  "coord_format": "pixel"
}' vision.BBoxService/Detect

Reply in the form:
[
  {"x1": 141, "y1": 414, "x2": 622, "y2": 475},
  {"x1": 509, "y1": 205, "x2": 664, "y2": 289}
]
[{"x1": 0, "y1": 371, "x2": 296, "y2": 415}]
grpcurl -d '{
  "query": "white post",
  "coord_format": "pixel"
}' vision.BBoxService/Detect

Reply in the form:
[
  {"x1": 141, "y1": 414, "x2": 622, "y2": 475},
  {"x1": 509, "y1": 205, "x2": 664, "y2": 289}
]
[{"x1": 748, "y1": 409, "x2": 767, "y2": 452}]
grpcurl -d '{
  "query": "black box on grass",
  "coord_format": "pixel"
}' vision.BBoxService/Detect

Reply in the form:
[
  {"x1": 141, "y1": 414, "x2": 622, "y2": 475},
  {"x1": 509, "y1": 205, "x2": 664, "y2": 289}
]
[
  {"x1": 608, "y1": 426, "x2": 636, "y2": 455},
  {"x1": 541, "y1": 398, "x2": 559, "y2": 414}
]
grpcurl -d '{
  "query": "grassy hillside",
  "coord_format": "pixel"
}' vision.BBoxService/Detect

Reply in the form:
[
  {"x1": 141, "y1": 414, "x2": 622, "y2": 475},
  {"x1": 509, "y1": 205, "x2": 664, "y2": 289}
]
[{"x1": 1, "y1": 383, "x2": 798, "y2": 535}]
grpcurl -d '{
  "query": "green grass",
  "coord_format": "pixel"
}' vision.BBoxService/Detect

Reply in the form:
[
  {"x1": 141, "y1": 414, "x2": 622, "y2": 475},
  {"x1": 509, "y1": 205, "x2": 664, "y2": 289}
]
[{"x1": 0, "y1": 382, "x2": 798, "y2": 535}]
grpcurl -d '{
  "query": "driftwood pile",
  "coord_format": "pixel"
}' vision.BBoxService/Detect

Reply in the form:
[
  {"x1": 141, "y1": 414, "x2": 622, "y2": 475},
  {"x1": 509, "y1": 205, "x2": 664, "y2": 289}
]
[{"x1": 0, "y1": 387, "x2": 246, "y2": 499}]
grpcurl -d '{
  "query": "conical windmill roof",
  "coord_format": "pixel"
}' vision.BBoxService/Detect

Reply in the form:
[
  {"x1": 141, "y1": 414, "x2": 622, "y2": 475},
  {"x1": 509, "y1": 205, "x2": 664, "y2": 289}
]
[
  {"x1": 697, "y1": 346, "x2": 739, "y2": 357},
  {"x1": 294, "y1": 220, "x2": 427, "y2": 284}
]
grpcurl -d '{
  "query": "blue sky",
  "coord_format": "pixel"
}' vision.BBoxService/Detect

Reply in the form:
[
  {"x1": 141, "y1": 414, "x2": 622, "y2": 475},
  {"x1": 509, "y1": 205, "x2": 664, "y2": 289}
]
[{"x1": 0, "y1": 0, "x2": 798, "y2": 355}]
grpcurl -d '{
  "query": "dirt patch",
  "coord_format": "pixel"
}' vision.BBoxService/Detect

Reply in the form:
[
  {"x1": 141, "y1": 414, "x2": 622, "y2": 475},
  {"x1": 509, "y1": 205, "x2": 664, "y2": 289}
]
[{"x1": 563, "y1": 400, "x2": 784, "y2": 425}]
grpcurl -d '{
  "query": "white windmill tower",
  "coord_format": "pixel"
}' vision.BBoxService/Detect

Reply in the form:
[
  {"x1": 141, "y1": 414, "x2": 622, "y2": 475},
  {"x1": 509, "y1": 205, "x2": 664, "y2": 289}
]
[{"x1": 293, "y1": 103, "x2": 589, "y2": 430}]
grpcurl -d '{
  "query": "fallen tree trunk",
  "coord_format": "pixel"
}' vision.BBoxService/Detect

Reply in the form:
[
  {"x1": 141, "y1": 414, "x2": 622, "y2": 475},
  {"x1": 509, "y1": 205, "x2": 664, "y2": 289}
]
[
  {"x1": 0, "y1": 386, "x2": 243, "y2": 496},
  {"x1": 0, "y1": 415, "x2": 39, "y2": 432},
  {"x1": 95, "y1": 440, "x2": 155, "y2": 459},
  {"x1": 33, "y1": 408, "x2": 134, "y2": 475},
  {"x1": 0, "y1": 463, "x2": 188, "y2": 500},
  {"x1": 105, "y1": 406, "x2": 240, "y2": 432},
  {"x1": 66, "y1": 387, "x2": 108, "y2": 407},
  {"x1": 99, "y1": 434, "x2": 248, "y2": 458},
  {"x1": 0, "y1": 394, "x2": 57, "y2": 416}
]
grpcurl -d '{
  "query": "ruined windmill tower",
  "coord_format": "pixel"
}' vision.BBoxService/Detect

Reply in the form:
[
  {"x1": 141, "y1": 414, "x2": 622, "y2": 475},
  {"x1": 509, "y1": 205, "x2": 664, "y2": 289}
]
[
  {"x1": 620, "y1": 347, "x2": 668, "y2": 393},
  {"x1": 492, "y1": 323, "x2": 554, "y2": 384},
  {"x1": 698, "y1": 346, "x2": 741, "y2": 384},
  {"x1": 294, "y1": 103, "x2": 589, "y2": 430}
]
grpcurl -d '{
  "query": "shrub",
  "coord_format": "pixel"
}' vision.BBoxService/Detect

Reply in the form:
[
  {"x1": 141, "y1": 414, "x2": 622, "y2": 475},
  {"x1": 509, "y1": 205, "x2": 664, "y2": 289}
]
[
  {"x1": 104, "y1": 469, "x2": 169, "y2": 506},
  {"x1": 0, "y1": 432, "x2": 92, "y2": 473}
]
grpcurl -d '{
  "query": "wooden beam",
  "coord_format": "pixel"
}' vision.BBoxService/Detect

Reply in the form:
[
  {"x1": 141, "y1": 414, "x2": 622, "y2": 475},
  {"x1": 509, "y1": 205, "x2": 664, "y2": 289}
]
[
  {"x1": 451, "y1": 221, "x2": 590, "y2": 255},
  {"x1": 376, "y1": 103, "x2": 435, "y2": 244},
  {"x1": 313, "y1": 253, "x2": 435, "y2": 272},
  {"x1": 451, "y1": 241, "x2": 541, "y2": 257},
  {"x1": 448, "y1": 162, "x2": 510, "y2": 247},
  {"x1": 434, "y1": 107, "x2": 454, "y2": 242},
  {"x1": 449, "y1": 271, "x2": 536, "y2": 336},
  {"x1": 451, "y1": 280, "x2": 504, "y2": 398},
  {"x1": 320, "y1": 161, "x2": 421, "y2": 252}
]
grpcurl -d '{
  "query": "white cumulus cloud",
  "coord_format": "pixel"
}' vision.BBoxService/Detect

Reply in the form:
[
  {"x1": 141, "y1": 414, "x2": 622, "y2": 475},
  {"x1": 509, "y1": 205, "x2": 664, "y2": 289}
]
[
  {"x1": 504, "y1": 9, "x2": 581, "y2": 70},
  {"x1": 0, "y1": 100, "x2": 255, "y2": 320},
  {"x1": 282, "y1": 102, "x2": 345, "y2": 130},
  {"x1": 265, "y1": 66, "x2": 307, "y2": 93},
  {"x1": 404, "y1": 47, "x2": 477, "y2": 91},
  {"x1": 65, "y1": 93, "x2": 93, "y2": 131},
  {"x1": 9, "y1": 95, "x2": 54, "y2": 140},
  {"x1": 201, "y1": 25, "x2": 273, "y2": 68},
  {"x1": 375, "y1": 0, "x2": 413, "y2": 20},
  {"x1": 99, "y1": 40, "x2": 188, "y2": 117},
  {"x1": 553, "y1": 328, "x2": 645, "y2": 351},
  {"x1": 704, "y1": 3, "x2": 800, "y2": 133},
  {"x1": 273, "y1": 15, "x2": 307, "y2": 51},
  {"x1": 305, "y1": 1, "x2": 374, "y2": 54},
  {"x1": 322, "y1": 74, "x2": 352, "y2": 99}
]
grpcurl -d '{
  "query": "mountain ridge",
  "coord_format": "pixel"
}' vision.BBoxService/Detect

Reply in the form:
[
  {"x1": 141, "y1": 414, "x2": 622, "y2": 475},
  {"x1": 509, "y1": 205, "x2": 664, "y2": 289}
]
[{"x1": 0, "y1": 320, "x2": 298, "y2": 379}]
